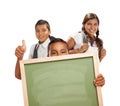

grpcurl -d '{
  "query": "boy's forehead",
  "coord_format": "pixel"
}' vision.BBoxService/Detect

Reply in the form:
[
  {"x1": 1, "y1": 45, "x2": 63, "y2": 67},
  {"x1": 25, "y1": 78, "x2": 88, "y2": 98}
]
[
  {"x1": 35, "y1": 24, "x2": 49, "y2": 31},
  {"x1": 50, "y1": 42, "x2": 68, "y2": 49},
  {"x1": 52, "y1": 42, "x2": 65, "y2": 46}
]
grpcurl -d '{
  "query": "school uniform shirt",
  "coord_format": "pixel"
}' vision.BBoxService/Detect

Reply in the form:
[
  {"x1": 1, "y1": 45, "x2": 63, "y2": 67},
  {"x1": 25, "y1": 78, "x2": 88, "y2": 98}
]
[
  {"x1": 70, "y1": 31, "x2": 98, "y2": 53},
  {"x1": 29, "y1": 37, "x2": 50, "y2": 59}
]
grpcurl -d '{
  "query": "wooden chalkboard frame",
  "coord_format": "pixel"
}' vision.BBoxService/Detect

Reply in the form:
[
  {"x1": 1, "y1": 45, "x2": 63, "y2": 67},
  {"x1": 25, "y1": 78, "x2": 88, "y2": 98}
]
[{"x1": 20, "y1": 50, "x2": 103, "y2": 106}]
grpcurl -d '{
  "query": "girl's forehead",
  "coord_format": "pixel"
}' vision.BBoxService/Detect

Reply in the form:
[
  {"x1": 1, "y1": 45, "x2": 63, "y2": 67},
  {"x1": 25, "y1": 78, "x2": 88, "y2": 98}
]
[
  {"x1": 87, "y1": 19, "x2": 98, "y2": 23},
  {"x1": 36, "y1": 24, "x2": 47, "y2": 28}
]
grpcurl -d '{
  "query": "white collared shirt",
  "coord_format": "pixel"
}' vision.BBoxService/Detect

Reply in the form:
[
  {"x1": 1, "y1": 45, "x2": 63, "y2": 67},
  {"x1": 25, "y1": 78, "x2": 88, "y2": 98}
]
[
  {"x1": 29, "y1": 38, "x2": 50, "y2": 59},
  {"x1": 70, "y1": 31, "x2": 98, "y2": 53}
]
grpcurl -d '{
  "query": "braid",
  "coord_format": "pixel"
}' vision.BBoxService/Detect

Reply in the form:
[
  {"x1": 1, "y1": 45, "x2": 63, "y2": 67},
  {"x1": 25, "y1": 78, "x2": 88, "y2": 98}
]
[
  {"x1": 95, "y1": 30, "x2": 103, "y2": 58},
  {"x1": 96, "y1": 30, "x2": 99, "y2": 39}
]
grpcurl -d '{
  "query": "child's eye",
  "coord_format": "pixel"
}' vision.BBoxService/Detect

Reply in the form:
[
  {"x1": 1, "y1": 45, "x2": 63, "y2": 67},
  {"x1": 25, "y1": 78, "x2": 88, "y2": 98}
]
[
  {"x1": 87, "y1": 23, "x2": 92, "y2": 25},
  {"x1": 94, "y1": 23, "x2": 98, "y2": 26},
  {"x1": 51, "y1": 52, "x2": 56, "y2": 54},
  {"x1": 50, "y1": 51, "x2": 57, "y2": 56},
  {"x1": 41, "y1": 29, "x2": 47, "y2": 32},
  {"x1": 61, "y1": 50, "x2": 67, "y2": 54},
  {"x1": 36, "y1": 30, "x2": 40, "y2": 33},
  {"x1": 61, "y1": 51, "x2": 66, "y2": 53}
]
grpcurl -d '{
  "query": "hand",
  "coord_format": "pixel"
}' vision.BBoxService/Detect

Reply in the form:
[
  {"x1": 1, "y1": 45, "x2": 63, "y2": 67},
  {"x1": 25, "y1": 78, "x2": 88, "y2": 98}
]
[
  {"x1": 15, "y1": 40, "x2": 26, "y2": 60},
  {"x1": 79, "y1": 43, "x2": 89, "y2": 53},
  {"x1": 94, "y1": 74, "x2": 105, "y2": 87},
  {"x1": 100, "y1": 48, "x2": 106, "y2": 61}
]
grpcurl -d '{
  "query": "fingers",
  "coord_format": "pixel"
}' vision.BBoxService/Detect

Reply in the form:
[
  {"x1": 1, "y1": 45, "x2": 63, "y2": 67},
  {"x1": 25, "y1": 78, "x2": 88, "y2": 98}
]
[
  {"x1": 79, "y1": 44, "x2": 89, "y2": 53},
  {"x1": 15, "y1": 40, "x2": 26, "y2": 60},
  {"x1": 15, "y1": 46, "x2": 24, "y2": 59},
  {"x1": 22, "y1": 40, "x2": 26, "y2": 51},
  {"x1": 94, "y1": 74, "x2": 105, "y2": 87}
]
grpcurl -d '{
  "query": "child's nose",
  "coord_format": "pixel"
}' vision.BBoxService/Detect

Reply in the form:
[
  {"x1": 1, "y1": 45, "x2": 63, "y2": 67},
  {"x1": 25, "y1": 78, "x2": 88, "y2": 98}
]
[{"x1": 58, "y1": 52, "x2": 62, "y2": 56}]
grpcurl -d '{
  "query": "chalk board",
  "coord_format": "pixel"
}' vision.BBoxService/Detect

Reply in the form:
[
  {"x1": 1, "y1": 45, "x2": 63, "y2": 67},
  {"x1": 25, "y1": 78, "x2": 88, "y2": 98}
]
[{"x1": 20, "y1": 51, "x2": 103, "y2": 106}]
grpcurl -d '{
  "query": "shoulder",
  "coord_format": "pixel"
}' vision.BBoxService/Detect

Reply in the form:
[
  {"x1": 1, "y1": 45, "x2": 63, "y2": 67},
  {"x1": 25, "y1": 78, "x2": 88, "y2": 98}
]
[
  {"x1": 70, "y1": 31, "x2": 83, "y2": 40},
  {"x1": 72, "y1": 31, "x2": 82, "y2": 36},
  {"x1": 30, "y1": 43, "x2": 38, "y2": 50},
  {"x1": 31, "y1": 43, "x2": 37, "y2": 47}
]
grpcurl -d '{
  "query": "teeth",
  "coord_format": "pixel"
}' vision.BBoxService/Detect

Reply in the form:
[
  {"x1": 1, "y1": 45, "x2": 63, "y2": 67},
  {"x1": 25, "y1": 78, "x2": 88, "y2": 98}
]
[
  {"x1": 90, "y1": 30, "x2": 94, "y2": 32},
  {"x1": 90, "y1": 30, "x2": 94, "y2": 33}
]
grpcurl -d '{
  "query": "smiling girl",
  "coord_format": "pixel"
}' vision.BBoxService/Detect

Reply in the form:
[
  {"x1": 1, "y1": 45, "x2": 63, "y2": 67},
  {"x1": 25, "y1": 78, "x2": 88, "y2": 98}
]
[{"x1": 67, "y1": 13, "x2": 106, "y2": 62}]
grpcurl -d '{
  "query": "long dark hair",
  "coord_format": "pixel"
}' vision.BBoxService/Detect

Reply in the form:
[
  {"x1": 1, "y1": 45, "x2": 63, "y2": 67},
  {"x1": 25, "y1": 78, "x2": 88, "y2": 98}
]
[{"x1": 82, "y1": 13, "x2": 103, "y2": 58}]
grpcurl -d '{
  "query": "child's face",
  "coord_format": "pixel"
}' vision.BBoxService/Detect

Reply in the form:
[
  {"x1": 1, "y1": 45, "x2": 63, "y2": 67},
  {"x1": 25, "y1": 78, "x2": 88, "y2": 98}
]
[
  {"x1": 84, "y1": 19, "x2": 99, "y2": 38},
  {"x1": 48, "y1": 42, "x2": 68, "y2": 56},
  {"x1": 35, "y1": 24, "x2": 51, "y2": 43}
]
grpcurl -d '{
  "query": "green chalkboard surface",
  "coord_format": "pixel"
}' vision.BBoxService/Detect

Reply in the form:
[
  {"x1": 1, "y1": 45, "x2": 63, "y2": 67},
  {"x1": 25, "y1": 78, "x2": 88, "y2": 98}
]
[{"x1": 20, "y1": 52, "x2": 103, "y2": 106}]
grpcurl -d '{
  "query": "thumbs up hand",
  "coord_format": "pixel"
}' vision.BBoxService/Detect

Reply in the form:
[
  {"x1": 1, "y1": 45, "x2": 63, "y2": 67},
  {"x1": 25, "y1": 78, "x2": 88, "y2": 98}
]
[
  {"x1": 15, "y1": 40, "x2": 26, "y2": 60},
  {"x1": 22, "y1": 40, "x2": 26, "y2": 52}
]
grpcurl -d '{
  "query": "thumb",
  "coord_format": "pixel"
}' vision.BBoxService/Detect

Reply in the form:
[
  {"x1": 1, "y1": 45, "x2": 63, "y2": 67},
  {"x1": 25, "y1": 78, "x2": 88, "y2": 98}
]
[{"x1": 22, "y1": 40, "x2": 26, "y2": 52}]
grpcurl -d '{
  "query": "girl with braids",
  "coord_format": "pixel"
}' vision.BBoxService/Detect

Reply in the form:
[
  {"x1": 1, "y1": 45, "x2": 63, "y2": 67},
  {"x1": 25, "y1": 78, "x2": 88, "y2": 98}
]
[{"x1": 67, "y1": 13, "x2": 106, "y2": 61}]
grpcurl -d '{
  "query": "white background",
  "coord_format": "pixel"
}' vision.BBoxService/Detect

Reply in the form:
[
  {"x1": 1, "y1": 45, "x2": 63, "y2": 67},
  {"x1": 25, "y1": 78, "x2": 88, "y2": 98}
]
[{"x1": 0, "y1": 0, "x2": 119, "y2": 106}]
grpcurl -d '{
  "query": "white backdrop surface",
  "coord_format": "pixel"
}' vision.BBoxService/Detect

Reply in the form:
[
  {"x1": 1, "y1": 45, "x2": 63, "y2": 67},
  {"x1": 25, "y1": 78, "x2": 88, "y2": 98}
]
[{"x1": 0, "y1": 0, "x2": 119, "y2": 106}]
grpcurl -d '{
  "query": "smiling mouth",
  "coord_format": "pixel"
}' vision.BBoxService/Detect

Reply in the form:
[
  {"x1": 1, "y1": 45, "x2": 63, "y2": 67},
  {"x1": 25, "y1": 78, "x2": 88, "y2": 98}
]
[
  {"x1": 39, "y1": 35, "x2": 44, "y2": 39},
  {"x1": 89, "y1": 30, "x2": 95, "y2": 33}
]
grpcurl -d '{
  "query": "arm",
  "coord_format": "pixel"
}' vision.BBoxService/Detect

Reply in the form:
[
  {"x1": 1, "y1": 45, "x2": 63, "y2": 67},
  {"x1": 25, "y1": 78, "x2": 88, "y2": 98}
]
[
  {"x1": 15, "y1": 59, "x2": 22, "y2": 79},
  {"x1": 67, "y1": 37, "x2": 89, "y2": 54},
  {"x1": 15, "y1": 40, "x2": 26, "y2": 80},
  {"x1": 67, "y1": 37, "x2": 79, "y2": 54},
  {"x1": 67, "y1": 37, "x2": 75, "y2": 50}
]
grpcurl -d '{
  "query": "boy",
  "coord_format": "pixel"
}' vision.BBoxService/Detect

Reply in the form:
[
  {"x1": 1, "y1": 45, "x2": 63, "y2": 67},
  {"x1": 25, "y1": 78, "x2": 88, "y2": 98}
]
[{"x1": 15, "y1": 20, "x2": 55, "y2": 79}]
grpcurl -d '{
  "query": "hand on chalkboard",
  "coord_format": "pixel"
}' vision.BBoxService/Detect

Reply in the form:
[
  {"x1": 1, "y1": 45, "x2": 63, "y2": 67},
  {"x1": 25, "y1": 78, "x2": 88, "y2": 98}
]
[
  {"x1": 15, "y1": 40, "x2": 26, "y2": 60},
  {"x1": 94, "y1": 74, "x2": 105, "y2": 87},
  {"x1": 79, "y1": 43, "x2": 89, "y2": 53}
]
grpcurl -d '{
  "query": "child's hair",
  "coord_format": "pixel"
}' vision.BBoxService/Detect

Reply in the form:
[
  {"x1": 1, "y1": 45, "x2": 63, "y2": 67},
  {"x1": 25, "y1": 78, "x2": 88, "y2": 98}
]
[
  {"x1": 48, "y1": 38, "x2": 69, "y2": 52},
  {"x1": 35, "y1": 19, "x2": 51, "y2": 31}
]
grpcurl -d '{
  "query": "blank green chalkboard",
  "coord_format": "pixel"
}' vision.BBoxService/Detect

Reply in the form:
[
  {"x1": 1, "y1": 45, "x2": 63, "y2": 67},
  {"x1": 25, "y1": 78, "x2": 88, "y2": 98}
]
[{"x1": 20, "y1": 51, "x2": 103, "y2": 106}]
